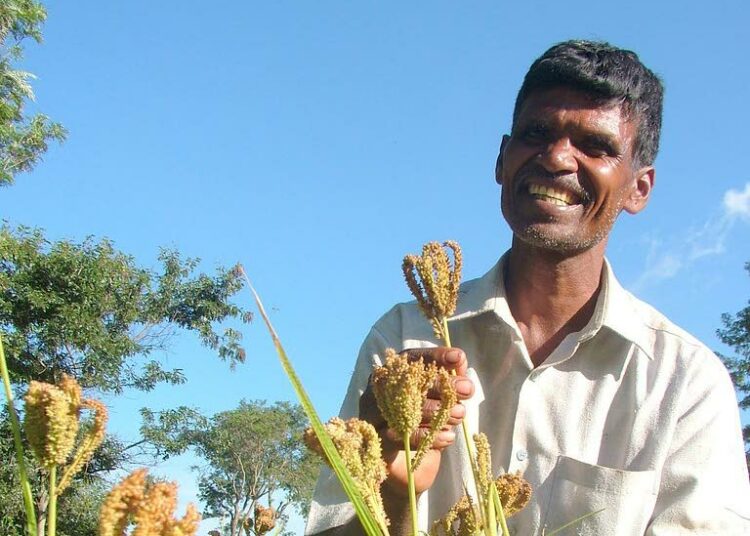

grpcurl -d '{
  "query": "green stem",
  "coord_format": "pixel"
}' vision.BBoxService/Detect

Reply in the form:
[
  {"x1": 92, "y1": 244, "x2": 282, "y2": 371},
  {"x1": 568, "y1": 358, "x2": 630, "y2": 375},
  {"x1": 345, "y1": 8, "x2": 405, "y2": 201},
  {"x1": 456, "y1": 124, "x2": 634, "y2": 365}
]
[
  {"x1": 492, "y1": 484, "x2": 510, "y2": 536},
  {"x1": 403, "y1": 432, "x2": 419, "y2": 536},
  {"x1": 47, "y1": 466, "x2": 57, "y2": 536},
  {"x1": 0, "y1": 335, "x2": 38, "y2": 536},
  {"x1": 440, "y1": 316, "x2": 486, "y2": 525}
]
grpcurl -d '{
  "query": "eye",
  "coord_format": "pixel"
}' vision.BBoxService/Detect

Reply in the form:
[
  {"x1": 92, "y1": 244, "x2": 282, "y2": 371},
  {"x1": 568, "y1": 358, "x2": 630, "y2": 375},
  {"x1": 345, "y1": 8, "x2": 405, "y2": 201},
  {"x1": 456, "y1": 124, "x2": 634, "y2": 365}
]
[
  {"x1": 580, "y1": 137, "x2": 616, "y2": 158},
  {"x1": 518, "y1": 124, "x2": 550, "y2": 144}
]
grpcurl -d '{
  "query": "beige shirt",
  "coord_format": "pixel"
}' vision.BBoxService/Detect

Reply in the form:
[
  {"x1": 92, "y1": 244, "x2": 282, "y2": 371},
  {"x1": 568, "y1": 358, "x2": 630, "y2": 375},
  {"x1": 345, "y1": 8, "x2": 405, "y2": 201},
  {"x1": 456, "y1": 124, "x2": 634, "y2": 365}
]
[{"x1": 306, "y1": 256, "x2": 750, "y2": 535}]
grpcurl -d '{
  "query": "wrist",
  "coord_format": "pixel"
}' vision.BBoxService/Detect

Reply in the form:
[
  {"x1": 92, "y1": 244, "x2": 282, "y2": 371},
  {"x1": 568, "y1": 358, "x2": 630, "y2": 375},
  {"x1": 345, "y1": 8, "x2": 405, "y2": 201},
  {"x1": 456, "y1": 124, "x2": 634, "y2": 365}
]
[{"x1": 381, "y1": 483, "x2": 417, "y2": 536}]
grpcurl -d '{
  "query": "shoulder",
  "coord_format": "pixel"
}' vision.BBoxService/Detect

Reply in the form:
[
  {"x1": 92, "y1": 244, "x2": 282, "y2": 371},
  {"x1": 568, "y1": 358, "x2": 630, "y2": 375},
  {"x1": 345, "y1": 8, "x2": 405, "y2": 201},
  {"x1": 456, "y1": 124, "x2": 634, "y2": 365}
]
[{"x1": 622, "y1": 290, "x2": 732, "y2": 389}]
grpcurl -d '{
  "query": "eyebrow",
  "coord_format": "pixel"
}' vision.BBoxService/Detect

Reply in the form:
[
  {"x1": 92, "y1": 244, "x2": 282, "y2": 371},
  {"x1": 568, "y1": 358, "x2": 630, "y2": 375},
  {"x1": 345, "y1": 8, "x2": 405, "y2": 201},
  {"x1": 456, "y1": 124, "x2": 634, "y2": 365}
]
[{"x1": 516, "y1": 116, "x2": 625, "y2": 154}]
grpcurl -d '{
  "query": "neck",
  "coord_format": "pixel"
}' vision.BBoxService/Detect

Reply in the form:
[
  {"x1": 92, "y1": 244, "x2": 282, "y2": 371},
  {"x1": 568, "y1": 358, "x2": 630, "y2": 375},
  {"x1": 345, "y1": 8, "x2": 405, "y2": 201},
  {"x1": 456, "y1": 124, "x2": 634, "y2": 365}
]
[{"x1": 504, "y1": 237, "x2": 606, "y2": 366}]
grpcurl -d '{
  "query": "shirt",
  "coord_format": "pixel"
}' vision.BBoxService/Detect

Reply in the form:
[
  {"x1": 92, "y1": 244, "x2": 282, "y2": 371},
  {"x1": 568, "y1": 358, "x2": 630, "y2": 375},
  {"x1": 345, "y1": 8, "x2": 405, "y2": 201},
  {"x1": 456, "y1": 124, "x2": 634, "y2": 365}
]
[{"x1": 305, "y1": 255, "x2": 750, "y2": 535}]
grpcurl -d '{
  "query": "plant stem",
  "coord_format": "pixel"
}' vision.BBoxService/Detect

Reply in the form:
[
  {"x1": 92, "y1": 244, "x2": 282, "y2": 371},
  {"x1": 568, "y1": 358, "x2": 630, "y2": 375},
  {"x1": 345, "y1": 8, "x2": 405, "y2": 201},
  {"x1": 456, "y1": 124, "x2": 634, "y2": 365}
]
[
  {"x1": 47, "y1": 466, "x2": 57, "y2": 536},
  {"x1": 0, "y1": 335, "x2": 38, "y2": 536},
  {"x1": 440, "y1": 317, "x2": 486, "y2": 524},
  {"x1": 494, "y1": 486, "x2": 510, "y2": 536},
  {"x1": 403, "y1": 432, "x2": 419, "y2": 536}
]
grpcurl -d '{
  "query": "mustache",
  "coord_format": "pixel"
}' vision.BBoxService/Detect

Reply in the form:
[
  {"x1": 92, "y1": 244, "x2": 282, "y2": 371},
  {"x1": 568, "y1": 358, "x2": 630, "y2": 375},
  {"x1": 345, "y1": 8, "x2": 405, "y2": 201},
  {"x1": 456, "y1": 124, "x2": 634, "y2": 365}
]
[{"x1": 514, "y1": 165, "x2": 592, "y2": 204}]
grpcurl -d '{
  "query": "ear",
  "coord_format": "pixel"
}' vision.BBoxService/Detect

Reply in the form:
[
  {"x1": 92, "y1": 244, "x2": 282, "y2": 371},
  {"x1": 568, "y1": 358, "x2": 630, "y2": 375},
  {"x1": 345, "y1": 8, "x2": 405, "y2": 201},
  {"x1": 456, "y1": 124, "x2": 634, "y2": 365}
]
[
  {"x1": 622, "y1": 166, "x2": 655, "y2": 215},
  {"x1": 495, "y1": 135, "x2": 511, "y2": 185}
]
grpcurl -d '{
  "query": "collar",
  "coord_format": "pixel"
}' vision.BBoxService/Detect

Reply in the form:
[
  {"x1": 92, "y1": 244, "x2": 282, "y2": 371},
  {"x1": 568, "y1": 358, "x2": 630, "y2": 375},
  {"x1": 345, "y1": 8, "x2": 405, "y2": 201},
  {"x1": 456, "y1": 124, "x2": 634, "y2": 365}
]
[{"x1": 448, "y1": 252, "x2": 654, "y2": 360}]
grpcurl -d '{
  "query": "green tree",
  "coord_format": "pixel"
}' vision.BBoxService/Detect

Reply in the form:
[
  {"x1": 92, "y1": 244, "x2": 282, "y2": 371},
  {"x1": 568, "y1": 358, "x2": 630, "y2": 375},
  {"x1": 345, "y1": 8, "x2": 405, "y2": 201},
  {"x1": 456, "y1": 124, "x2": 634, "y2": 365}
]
[
  {"x1": 142, "y1": 400, "x2": 320, "y2": 536},
  {"x1": 0, "y1": 2, "x2": 254, "y2": 534},
  {"x1": 0, "y1": 0, "x2": 66, "y2": 186},
  {"x1": 718, "y1": 261, "x2": 750, "y2": 467},
  {"x1": 0, "y1": 225, "x2": 252, "y2": 392}
]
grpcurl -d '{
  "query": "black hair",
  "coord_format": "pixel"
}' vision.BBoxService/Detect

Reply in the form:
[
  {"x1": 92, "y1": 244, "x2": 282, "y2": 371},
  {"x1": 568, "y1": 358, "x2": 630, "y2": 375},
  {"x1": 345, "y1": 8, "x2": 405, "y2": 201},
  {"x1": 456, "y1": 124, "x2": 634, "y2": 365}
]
[{"x1": 513, "y1": 40, "x2": 664, "y2": 167}]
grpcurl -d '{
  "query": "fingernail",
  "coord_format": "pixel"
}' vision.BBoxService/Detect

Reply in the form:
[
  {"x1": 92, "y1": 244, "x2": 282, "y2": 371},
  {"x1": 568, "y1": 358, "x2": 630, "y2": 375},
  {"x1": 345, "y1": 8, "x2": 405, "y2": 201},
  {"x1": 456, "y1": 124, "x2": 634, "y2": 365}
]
[
  {"x1": 446, "y1": 349, "x2": 462, "y2": 364},
  {"x1": 455, "y1": 379, "x2": 472, "y2": 396},
  {"x1": 438, "y1": 431, "x2": 456, "y2": 443}
]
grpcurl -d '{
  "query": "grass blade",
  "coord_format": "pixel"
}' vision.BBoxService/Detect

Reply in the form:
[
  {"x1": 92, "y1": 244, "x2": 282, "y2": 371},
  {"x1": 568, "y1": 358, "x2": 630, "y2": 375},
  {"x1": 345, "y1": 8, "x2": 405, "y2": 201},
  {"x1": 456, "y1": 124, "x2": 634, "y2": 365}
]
[
  {"x1": 240, "y1": 268, "x2": 387, "y2": 535},
  {"x1": 490, "y1": 482, "x2": 509, "y2": 536},
  {"x1": 544, "y1": 508, "x2": 605, "y2": 536},
  {"x1": 1, "y1": 334, "x2": 38, "y2": 536}
]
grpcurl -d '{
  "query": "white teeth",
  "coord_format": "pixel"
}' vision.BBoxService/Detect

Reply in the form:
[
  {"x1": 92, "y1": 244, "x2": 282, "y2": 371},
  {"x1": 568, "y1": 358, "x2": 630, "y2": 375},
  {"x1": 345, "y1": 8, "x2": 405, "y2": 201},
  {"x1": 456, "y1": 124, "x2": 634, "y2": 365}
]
[{"x1": 528, "y1": 184, "x2": 575, "y2": 205}]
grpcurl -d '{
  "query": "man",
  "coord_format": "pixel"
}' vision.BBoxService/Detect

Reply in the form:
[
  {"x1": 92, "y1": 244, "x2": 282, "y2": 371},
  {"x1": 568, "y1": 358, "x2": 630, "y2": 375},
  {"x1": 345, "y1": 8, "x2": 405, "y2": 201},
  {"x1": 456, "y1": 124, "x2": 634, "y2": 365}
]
[{"x1": 306, "y1": 40, "x2": 750, "y2": 535}]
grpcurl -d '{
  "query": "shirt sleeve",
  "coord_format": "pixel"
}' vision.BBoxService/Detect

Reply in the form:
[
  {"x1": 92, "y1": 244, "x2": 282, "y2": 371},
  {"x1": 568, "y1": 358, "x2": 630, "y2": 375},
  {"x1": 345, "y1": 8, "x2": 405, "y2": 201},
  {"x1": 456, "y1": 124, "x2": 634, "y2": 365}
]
[
  {"x1": 304, "y1": 324, "x2": 394, "y2": 535},
  {"x1": 646, "y1": 349, "x2": 750, "y2": 535}
]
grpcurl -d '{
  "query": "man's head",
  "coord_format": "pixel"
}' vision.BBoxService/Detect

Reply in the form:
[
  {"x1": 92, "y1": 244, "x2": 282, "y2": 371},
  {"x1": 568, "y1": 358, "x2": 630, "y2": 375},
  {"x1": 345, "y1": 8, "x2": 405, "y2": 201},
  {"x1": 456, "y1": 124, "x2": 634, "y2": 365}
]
[
  {"x1": 513, "y1": 40, "x2": 663, "y2": 168},
  {"x1": 496, "y1": 40, "x2": 664, "y2": 255}
]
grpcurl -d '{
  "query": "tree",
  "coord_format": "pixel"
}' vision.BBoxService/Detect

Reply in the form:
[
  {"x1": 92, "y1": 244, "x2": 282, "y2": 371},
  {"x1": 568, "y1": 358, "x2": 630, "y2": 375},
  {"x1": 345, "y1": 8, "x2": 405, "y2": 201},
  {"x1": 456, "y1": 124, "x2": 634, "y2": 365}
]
[
  {"x1": 0, "y1": 3, "x2": 255, "y2": 534},
  {"x1": 0, "y1": 225, "x2": 252, "y2": 392},
  {"x1": 141, "y1": 400, "x2": 320, "y2": 536},
  {"x1": 0, "y1": 0, "x2": 66, "y2": 186},
  {"x1": 717, "y1": 261, "x2": 750, "y2": 467}
]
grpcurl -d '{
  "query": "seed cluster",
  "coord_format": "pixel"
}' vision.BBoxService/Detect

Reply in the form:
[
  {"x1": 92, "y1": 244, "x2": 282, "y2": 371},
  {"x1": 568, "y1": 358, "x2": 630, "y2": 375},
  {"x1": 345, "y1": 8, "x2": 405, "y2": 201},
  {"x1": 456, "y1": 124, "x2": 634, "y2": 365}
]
[
  {"x1": 57, "y1": 397, "x2": 108, "y2": 495},
  {"x1": 430, "y1": 495, "x2": 479, "y2": 536},
  {"x1": 372, "y1": 349, "x2": 437, "y2": 440},
  {"x1": 304, "y1": 417, "x2": 388, "y2": 526},
  {"x1": 494, "y1": 472, "x2": 532, "y2": 518},
  {"x1": 402, "y1": 241, "x2": 462, "y2": 341},
  {"x1": 24, "y1": 375, "x2": 82, "y2": 468},
  {"x1": 431, "y1": 433, "x2": 532, "y2": 534},
  {"x1": 248, "y1": 504, "x2": 277, "y2": 535},
  {"x1": 98, "y1": 468, "x2": 201, "y2": 536},
  {"x1": 412, "y1": 365, "x2": 457, "y2": 469},
  {"x1": 23, "y1": 373, "x2": 109, "y2": 493}
]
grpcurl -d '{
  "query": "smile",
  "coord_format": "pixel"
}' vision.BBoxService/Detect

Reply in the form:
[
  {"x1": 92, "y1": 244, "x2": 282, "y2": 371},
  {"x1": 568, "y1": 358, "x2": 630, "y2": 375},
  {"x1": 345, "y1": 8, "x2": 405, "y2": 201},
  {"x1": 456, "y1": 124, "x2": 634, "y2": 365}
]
[{"x1": 527, "y1": 184, "x2": 579, "y2": 206}]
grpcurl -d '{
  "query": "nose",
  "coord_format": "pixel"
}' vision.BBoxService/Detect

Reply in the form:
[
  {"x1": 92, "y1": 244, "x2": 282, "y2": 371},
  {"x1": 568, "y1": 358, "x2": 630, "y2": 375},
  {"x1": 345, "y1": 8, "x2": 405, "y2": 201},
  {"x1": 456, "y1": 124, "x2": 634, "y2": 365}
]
[{"x1": 537, "y1": 137, "x2": 578, "y2": 175}]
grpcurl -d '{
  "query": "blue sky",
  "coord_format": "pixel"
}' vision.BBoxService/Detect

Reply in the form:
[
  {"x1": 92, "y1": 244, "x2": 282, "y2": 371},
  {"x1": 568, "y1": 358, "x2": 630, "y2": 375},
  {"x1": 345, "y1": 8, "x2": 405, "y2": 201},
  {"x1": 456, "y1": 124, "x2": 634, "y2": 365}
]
[{"x1": 3, "y1": 1, "x2": 749, "y2": 532}]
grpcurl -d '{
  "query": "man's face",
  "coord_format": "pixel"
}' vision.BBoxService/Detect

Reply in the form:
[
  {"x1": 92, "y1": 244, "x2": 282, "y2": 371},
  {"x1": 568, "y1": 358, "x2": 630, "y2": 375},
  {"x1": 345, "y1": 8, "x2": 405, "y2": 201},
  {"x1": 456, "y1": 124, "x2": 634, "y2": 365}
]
[{"x1": 497, "y1": 87, "x2": 653, "y2": 254}]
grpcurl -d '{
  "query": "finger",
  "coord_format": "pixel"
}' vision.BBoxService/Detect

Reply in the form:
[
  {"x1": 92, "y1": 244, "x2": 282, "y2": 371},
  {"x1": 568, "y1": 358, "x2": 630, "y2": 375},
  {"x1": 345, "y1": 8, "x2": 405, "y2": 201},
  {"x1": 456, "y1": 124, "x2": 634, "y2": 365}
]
[
  {"x1": 421, "y1": 400, "x2": 465, "y2": 426},
  {"x1": 425, "y1": 374, "x2": 474, "y2": 401},
  {"x1": 403, "y1": 347, "x2": 468, "y2": 376},
  {"x1": 385, "y1": 426, "x2": 457, "y2": 450}
]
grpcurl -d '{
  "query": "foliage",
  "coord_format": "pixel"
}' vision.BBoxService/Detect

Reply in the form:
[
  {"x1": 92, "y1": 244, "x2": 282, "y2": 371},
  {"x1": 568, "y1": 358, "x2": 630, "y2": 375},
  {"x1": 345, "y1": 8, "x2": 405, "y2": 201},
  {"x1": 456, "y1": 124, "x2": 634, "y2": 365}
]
[
  {"x1": 0, "y1": 224, "x2": 252, "y2": 392},
  {"x1": 0, "y1": 0, "x2": 66, "y2": 186},
  {"x1": 141, "y1": 400, "x2": 319, "y2": 536},
  {"x1": 0, "y1": 413, "x2": 105, "y2": 536},
  {"x1": 717, "y1": 261, "x2": 750, "y2": 466}
]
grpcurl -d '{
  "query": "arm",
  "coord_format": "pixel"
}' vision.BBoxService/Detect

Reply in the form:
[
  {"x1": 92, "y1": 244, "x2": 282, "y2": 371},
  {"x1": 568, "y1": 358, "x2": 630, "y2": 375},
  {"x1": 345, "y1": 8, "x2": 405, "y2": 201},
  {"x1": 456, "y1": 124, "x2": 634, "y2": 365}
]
[{"x1": 646, "y1": 352, "x2": 750, "y2": 534}]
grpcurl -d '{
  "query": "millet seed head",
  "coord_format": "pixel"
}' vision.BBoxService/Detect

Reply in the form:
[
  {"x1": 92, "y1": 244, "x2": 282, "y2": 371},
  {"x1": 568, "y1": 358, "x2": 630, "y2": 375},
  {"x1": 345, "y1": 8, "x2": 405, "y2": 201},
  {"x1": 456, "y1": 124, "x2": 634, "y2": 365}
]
[
  {"x1": 430, "y1": 494, "x2": 480, "y2": 536},
  {"x1": 473, "y1": 433, "x2": 493, "y2": 499},
  {"x1": 495, "y1": 472, "x2": 533, "y2": 518},
  {"x1": 413, "y1": 366, "x2": 457, "y2": 470},
  {"x1": 24, "y1": 374, "x2": 82, "y2": 468},
  {"x1": 371, "y1": 349, "x2": 437, "y2": 438},
  {"x1": 57, "y1": 397, "x2": 109, "y2": 495},
  {"x1": 98, "y1": 468, "x2": 201, "y2": 536},
  {"x1": 303, "y1": 417, "x2": 388, "y2": 527},
  {"x1": 253, "y1": 505, "x2": 277, "y2": 535},
  {"x1": 402, "y1": 241, "x2": 462, "y2": 341}
]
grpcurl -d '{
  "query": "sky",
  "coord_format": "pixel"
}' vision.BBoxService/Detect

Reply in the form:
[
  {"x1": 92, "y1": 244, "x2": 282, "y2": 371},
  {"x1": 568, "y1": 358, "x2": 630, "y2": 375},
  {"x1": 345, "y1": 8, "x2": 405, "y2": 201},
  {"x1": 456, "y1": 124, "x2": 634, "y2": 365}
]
[{"x1": 3, "y1": 1, "x2": 750, "y2": 533}]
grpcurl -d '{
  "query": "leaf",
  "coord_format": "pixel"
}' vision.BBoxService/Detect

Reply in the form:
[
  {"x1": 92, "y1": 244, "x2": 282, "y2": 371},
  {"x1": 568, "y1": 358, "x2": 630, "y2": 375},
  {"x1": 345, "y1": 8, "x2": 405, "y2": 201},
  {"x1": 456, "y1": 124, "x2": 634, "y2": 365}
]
[
  {"x1": 241, "y1": 268, "x2": 387, "y2": 535},
  {"x1": 543, "y1": 508, "x2": 605, "y2": 536}
]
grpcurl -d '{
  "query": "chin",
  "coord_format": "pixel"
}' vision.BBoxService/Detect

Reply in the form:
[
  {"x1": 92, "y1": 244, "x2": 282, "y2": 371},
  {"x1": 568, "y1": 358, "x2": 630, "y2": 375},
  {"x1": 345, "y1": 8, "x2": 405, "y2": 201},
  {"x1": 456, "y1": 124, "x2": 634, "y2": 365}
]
[{"x1": 512, "y1": 224, "x2": 605, "y2": 255}]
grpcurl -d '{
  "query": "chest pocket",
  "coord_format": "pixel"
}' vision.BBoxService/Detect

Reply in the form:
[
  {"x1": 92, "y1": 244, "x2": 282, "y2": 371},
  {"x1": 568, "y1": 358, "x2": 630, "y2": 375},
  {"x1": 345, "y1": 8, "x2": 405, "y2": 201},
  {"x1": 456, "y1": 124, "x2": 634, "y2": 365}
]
[{"x1": 541, "y1": 456, "x2": 657, "y2": 536}]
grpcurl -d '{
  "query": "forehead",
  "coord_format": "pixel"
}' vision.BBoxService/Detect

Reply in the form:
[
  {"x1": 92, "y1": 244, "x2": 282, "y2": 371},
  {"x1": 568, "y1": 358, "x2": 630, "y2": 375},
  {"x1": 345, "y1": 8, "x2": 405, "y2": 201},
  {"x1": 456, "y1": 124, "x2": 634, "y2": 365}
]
[{"x1": 515, "y1": 87, "x2": 635, "y2": 142}]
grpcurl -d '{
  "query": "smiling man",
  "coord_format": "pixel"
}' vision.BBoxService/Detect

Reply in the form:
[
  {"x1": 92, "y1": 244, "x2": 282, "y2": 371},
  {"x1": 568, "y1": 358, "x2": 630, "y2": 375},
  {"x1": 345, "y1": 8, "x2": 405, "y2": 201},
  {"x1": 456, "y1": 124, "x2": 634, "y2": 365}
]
[{"x1": 307, "y1": 41, "x2": 750, "y2": 535}]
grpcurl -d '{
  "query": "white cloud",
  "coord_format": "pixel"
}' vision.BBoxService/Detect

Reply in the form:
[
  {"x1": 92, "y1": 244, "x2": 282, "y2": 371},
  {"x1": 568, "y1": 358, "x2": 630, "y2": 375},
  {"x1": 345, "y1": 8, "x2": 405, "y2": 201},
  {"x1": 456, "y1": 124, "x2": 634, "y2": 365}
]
[
  {"x1": 723, "y1": 183, "x2": 750, "y2": 221},
  {"x1": 630, "y1": 182, "x2": 748, "y2": 291}
]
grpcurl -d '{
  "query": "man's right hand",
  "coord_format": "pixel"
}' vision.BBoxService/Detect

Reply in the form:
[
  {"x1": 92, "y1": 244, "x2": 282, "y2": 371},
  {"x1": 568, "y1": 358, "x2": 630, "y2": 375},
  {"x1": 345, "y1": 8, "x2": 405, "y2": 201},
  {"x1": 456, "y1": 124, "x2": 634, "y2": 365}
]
[{"x1": 358, "y1": 347, "x2": 475, "y2": 501}]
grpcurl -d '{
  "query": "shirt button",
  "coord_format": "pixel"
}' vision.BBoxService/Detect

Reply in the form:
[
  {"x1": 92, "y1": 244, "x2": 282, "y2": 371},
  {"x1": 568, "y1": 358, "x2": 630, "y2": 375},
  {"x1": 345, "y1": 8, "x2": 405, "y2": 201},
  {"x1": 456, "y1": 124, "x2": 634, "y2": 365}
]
[{"x1": 516, "y1": 449, "x2": 528, "y2": 461}]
